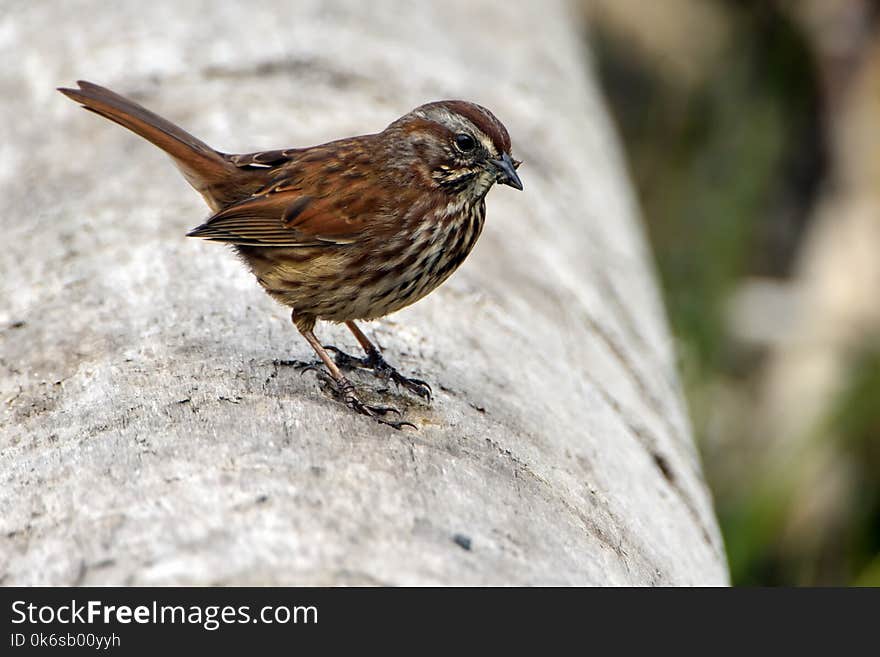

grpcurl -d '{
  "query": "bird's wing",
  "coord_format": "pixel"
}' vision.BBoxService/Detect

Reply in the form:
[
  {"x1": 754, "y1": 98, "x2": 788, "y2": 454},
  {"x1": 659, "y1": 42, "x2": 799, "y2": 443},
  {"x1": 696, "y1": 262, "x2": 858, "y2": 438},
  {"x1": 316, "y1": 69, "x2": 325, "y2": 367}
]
[
  {"x1": 186, "y1": 175, "x2": 383, "y2": 247},
  {"x1": 226, "y1": 149, "x2": 297, "y2": 169}
]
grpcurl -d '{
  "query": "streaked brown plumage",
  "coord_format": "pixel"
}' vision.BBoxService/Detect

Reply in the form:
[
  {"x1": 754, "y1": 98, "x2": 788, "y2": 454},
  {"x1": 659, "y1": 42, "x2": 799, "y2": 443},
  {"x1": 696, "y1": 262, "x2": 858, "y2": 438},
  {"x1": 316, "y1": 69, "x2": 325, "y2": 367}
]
[{"x1": 58, "y1": 80, "x2": 522, "y2": 427}]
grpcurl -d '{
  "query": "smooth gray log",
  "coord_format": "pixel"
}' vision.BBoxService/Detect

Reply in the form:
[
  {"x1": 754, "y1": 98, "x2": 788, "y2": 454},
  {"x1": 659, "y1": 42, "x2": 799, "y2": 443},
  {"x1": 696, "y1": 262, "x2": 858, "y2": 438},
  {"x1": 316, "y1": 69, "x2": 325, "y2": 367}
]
[{"x1": 0, "y1": 0, "x2": 728, "y2": 585}]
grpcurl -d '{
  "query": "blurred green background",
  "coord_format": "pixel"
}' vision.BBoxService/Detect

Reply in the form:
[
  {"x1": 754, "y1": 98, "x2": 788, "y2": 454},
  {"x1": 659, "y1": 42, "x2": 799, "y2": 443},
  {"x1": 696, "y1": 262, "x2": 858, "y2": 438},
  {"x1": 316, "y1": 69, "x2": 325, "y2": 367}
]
[{"x1": 583, "y1": 0, "x2": 880, "y2": 585}]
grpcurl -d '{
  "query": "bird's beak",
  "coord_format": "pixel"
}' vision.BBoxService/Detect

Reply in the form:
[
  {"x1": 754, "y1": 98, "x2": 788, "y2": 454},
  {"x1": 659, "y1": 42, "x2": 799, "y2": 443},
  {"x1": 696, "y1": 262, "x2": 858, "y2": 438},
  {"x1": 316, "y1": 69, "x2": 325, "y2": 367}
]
[{"x1": 490, "y1": 152, "x2": 523, "y2": 191}]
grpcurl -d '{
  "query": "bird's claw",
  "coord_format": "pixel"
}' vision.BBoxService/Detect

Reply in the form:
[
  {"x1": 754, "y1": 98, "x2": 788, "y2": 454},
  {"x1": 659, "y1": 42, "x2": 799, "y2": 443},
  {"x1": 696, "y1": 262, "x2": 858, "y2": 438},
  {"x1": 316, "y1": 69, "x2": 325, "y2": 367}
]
[
  {"x1": 274, "y1": 358, "x2": 323, "y2": 377},
  {"x1": 323, "y1": 345, "x2": 369, "y2": 369},
  {"x1": 316, "y1": 371, "x2": 414, "y2": 430},
  {"x1": 387, "y1": 371, "x2": 433, "y2": 402},
  {"x1": 323, "y1": 345, "x2": 432, "y2": 402}
]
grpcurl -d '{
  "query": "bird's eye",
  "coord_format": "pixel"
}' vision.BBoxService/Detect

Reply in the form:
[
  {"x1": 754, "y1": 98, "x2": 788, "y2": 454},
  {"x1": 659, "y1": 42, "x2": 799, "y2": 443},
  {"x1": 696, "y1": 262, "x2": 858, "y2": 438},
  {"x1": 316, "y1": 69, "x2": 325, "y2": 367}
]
[{"x1": 454, "y1": 133, "x2": 477, "y2": 153}]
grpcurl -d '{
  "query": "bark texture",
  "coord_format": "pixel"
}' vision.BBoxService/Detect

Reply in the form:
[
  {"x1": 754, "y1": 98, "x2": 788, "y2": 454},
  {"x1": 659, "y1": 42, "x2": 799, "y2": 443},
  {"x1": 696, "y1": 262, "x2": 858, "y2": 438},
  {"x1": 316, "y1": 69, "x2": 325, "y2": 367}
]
[{"x1": 0, "y1": 0, "x2": 728, "y2": 585}]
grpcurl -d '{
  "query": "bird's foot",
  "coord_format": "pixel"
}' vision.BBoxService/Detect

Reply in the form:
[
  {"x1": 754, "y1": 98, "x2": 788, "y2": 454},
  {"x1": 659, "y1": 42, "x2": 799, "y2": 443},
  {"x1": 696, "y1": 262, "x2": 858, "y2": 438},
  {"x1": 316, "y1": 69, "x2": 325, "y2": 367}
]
[
  {"x1": 321, "y1": 347, "x2": 370, "y2": 370},
  {"x1": 316, "y1": 371, "x2": 415, "y2": 430},
  {"x1": 273, "y1": 358, "x2": 324, "y2": 376},
  {"x1": 324, "y1": 345, "x2": 432, "y2": 402}
]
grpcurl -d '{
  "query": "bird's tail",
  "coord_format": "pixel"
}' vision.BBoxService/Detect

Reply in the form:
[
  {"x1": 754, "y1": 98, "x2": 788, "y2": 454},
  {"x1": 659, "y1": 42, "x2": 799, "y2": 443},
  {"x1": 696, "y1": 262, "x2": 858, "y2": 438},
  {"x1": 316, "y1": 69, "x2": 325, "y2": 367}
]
[{"x1": 58, "y1": 80, "x2": 239, "y2": 208}]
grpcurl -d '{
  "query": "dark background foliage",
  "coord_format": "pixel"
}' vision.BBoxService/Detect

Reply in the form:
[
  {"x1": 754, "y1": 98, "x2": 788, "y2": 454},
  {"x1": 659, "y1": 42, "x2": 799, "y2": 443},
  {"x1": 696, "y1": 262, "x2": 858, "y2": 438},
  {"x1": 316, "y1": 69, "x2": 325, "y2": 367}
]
[{"x1": 584, "y1": 0, "x2": 880, "y2": 585}]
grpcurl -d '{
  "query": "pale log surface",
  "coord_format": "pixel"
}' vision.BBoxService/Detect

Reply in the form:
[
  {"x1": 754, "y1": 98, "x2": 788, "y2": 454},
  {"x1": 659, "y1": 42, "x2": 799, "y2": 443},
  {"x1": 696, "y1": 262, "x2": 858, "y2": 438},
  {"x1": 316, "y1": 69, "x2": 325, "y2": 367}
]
[{"x1": 0, "y1": 0, "x2": 728, "y2": 585}]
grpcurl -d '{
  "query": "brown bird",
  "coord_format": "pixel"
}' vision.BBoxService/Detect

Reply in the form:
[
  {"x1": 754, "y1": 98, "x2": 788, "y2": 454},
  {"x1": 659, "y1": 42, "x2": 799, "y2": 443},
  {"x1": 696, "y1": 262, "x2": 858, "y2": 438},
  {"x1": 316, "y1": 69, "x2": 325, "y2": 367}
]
[{"x1": 58, "y1": 80, "x2": 522, "y2": 427}]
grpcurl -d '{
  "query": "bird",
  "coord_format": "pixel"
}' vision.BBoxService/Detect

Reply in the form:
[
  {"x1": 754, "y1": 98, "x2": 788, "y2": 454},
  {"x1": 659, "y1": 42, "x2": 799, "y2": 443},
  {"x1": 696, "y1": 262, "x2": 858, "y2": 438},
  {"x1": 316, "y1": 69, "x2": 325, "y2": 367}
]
[{"x1": 58, "y1": 80, "x2": 522, "y2": 428}]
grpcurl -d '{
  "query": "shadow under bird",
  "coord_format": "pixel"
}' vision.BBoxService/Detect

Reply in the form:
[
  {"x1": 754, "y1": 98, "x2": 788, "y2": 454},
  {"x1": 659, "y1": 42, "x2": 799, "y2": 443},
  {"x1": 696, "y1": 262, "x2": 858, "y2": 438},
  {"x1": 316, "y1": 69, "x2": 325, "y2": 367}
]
[{"x1": 58, "y1": 81, "x2": 523, "y2": 428}]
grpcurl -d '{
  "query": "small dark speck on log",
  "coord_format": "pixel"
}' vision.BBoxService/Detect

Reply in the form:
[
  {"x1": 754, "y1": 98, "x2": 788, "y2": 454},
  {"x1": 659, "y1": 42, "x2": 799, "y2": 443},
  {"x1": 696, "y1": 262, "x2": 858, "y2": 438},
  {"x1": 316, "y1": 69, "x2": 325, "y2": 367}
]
[
  {"x1": 452, "y1": 533, "x2": 472, "y2": 551},
  {"x1": 653, "y1": 453, "x2": 675, "y2": 483}
]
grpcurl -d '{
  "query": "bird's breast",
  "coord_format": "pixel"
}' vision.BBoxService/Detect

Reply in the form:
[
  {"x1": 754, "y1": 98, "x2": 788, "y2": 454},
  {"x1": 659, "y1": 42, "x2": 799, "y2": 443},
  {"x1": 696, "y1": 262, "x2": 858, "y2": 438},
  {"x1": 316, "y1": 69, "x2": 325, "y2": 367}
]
[
  {"x1": 239, "y1": 200, "x2": 487, "y2": 323},
  {"x1": 348, "y1": 199, "x2": 487, "y2": 319}
]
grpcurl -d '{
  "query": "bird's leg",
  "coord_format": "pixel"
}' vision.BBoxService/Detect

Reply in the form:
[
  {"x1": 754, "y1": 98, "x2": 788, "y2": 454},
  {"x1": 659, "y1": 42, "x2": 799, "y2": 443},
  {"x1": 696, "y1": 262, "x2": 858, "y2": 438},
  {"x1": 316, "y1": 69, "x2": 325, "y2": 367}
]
[
  {"x1": 295, "y1": 318, "x2": 413, "y2": 429},
  {"x1": 323, "y1": 321, "x2": 432, "y2": 402}
]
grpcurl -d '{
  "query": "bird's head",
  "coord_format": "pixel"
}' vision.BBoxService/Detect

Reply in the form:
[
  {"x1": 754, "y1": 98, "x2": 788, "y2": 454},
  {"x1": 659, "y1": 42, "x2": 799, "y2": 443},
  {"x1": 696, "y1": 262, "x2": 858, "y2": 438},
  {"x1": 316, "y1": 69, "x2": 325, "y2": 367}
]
[{"x1": 386, "y1": 100, "x2": 523, "y2": 200}]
